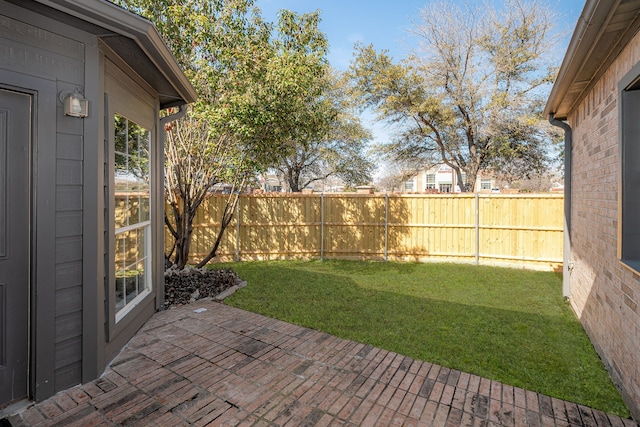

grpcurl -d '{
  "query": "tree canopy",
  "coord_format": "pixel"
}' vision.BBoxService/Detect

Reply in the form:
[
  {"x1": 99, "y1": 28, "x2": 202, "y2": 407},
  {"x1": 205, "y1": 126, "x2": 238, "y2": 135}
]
[
  {"x1": 348, "y1": 0, "x2": 558, "y2": 191},
  {"x1": 111, "y1": 0, "x2": 335, "y2": 268},
  {"x1": 273, "y1": 70, "x2": 374, "y2": 192}
]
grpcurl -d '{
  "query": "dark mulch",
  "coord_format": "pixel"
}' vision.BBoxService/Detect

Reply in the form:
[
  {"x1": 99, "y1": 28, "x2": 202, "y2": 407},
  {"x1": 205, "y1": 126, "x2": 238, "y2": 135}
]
[{"x1": 164, "y1": 267, "x2": 243, "y2": 309}]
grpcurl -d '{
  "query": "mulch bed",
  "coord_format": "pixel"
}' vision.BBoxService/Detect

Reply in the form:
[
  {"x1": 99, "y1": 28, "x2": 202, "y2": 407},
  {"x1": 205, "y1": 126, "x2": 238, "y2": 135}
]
[{"x1": 164, "y1": 266, "x2": 243, "y2": 309}]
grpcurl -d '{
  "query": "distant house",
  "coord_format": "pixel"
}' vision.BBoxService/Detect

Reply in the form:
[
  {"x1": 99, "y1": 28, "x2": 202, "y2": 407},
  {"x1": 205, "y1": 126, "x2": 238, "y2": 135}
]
[
  {"x1": 403, "y1": 165, "x2": 497, "y2": 193},
  {"x1": 261, "y1": 173, "x2": 285, "y2": 193},
  {"x1": 0, "y1": 0, "x2": 196, "y2": 410},
  {"x1": 258, "y1": 171, "x2": 347, "y2": 193},
  {"x1": 545, "y1": 0, "x2": 640, "y2": 419}
]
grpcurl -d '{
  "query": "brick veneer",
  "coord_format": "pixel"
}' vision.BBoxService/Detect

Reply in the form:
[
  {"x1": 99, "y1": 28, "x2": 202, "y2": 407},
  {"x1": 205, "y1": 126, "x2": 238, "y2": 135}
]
[{"x1": 567, "y1": 29, "x2": 640, "y2": 419}]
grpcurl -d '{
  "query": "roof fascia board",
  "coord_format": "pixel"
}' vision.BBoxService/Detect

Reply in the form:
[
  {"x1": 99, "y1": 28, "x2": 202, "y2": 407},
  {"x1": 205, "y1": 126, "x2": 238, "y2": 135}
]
[{"x1": 544, "y1": 0, "x2": 621, "y2": 119}]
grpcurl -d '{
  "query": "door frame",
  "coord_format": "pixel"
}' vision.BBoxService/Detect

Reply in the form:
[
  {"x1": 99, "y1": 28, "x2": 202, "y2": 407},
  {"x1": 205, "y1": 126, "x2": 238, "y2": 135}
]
[
  {"x1": 0, "y1": 87, "x2": 31, "y2": 408},
  {"x1": 0, "y1": 70, "x2": 57, "y2": 402},
  {"x1": 0, "y1": 83, "x2": 34, "y2": 407}
]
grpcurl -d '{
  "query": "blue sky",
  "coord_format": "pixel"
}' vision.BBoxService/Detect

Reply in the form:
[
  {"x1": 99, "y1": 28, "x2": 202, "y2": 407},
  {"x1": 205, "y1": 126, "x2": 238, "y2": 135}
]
[{"x1": 255, "y1": 0, "x2": 586, "y2": 70}]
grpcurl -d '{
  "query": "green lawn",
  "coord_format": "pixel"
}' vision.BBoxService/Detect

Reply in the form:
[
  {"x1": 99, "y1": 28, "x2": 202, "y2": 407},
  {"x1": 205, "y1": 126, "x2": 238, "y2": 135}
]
[{"x1": 218, "y1": 259, "x2": 629, "y2": 417}]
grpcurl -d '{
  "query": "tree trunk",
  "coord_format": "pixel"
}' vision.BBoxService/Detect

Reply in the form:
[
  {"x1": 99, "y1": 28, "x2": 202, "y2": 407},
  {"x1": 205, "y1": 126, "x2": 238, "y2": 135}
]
[
  {"x1": 462, "y1": 158, "x2": 482, "y2": 193},
  {"x1": 196, "y1": 191, "x2": 239, "y2": 267},
  {"x1": 166, "y1": 195, "x2": 195, "y2": 270},
  {"x1": 174, "y1": 206, "x2": 194, "y2": 269},
  {"x1": 288, "y1": 169, "x2": 301, "y2": 192},
  {"x1": 463, "y1": 169, "x2": 478, "y2": 192}
]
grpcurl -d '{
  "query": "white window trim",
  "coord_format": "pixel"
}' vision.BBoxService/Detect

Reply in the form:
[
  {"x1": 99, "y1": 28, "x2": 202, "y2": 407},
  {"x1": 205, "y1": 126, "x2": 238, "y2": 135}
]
[
  {"x1": 113, "y1": 113, "x2": 153, "y2": 322},
  {"x1": 115, "y1": 222, "x2": 152, "y2": 323}
]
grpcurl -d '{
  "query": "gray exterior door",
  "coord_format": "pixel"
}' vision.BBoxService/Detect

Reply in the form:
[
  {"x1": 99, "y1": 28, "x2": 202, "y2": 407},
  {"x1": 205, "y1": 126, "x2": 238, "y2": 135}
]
[{"x1": 0, "y1": 88, "x2": 31, "y2": 407}]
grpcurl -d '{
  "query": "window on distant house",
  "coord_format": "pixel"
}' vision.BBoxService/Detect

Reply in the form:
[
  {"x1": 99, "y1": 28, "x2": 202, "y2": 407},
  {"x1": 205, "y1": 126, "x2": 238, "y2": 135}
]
[
  {"x1": 404, "y1": 180, "x2": 414, "y2": 191},
  {"x1": 481, "y1": 179, "x2": 492, "y2": 190},
  {"x1": 439, "y1": 184, "x2": 452, "y2": 193},
  {"x1": 619, "y1": 68, "x2": 640, "y2": 272},
  {"x1": 425, "y1": 174, "x2": 436, "y2": 189}
]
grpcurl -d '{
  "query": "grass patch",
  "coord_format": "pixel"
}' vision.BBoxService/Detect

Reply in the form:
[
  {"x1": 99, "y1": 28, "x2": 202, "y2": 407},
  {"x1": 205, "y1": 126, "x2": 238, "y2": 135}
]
[{"x1": 218, "y1": 259, "x2": 629, "y2": 417}]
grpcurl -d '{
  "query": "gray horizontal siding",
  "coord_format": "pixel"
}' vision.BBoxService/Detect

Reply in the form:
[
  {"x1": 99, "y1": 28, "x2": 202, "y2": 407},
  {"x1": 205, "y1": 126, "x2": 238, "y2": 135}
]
[
  {"x1": 55, "y1": 312, "x2": 82, "y2": 343},
  {"x1": 54, "y1": 362, "x2": 82, "y2": 392},
  {"x1": 54, "y1": 336, "x2": 82, "y2": 389},
  {"x1": 56, "y1": 187, "x2": 83, "y2": 212},
  {"x1": 56, "y1": 212, "x2": 82, "y2": 238},
  {"x1": 0, "y1": 14, "x2": 84, "y2": 60},
  {"x1": 57, "y1": 159, "x2": 82, "y2": 186},
  {"x1": 55, "y1": 286, "x2": 82, "y2": 317},
  {"x1": 55, "y1": 261, "x2": 82, "y2": 291},
  {"x1": 53, "y1": 55, "x2": 85, "y2": 392},
  {"x1": 0, "y1": 14, "x2": 84, "y2": 83},
  {"x1": 56, "y1": 134, "x2": 83, "y2": 161},
  {"x1": 54, "y1": 126, "x2": 84, "y2": 392},
  {"x1": 55, "y1": 236, "x2": 82, "y2": 264}
]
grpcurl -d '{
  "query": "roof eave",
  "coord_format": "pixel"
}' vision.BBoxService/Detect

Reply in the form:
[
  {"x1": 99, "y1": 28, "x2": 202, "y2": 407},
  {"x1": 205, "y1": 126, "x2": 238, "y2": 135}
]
[
  {"x1": 544, "y1": 0, "x2": 640, "y2": 120},
  {"x1": 544, "y1": 0, "x2": 612, "y2": 120},
  {"x1": 33, "y1": 0, "x2": 197, "y2": 106}
]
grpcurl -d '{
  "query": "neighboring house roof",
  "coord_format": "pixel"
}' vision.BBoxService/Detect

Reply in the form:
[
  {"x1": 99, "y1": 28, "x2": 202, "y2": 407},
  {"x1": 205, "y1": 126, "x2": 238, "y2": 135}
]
[
  {"x1": 544, "y1": 0, "x2": 640, "y2": 120},
  {"x1": 10, "y1": 0, "x2": 198, "y2": 108}
]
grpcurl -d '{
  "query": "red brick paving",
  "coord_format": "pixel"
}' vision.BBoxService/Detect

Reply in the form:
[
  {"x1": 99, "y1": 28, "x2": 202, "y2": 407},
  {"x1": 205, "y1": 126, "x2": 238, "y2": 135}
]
[{"x1": 8, "y1": 301, "x2": 639, "y2": 426}]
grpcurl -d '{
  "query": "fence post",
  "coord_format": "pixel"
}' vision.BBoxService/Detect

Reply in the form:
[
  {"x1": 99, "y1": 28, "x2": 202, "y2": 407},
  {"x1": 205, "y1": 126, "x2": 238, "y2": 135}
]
[
  {"x1": 384, "y1": 194, "x2": 389, "y2": 262},
  {"x1": 475, "y1": 193, "x2": 480, "y2": 265},
  {"x1": 235, "y1": 195, "x2": 241, "y2": 262},
  {"x1": 320, "y1": 193, "x2": 325, "y2": 261}
]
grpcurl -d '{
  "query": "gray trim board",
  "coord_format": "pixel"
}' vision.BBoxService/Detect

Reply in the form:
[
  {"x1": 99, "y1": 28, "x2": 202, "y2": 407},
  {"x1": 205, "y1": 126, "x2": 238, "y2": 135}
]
[
  {"x1": 82, "y1": 34, "x2": 103, "y2": 382},
  {"x1": 153, "y1": 98, "x2": 165, "y2": 311}
]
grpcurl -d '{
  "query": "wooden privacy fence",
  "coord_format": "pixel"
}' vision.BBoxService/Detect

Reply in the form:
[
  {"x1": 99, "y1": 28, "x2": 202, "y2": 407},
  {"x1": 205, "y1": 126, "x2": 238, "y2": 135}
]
[{"x1": 171, "y1": 193, "x2": 564, "y2": 271}]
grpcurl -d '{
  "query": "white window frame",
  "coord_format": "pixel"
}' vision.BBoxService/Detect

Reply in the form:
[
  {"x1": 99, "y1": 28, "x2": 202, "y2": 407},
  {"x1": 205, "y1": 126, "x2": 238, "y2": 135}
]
[
  {"x1": 113, "y1": 114, "x2": 153, "y2": 323},
  {"x1": 439, "y1": 183, "x2": 452, "y2": 193},
  {"x1": 424, "y1": 173, "x2": 436, "y2": 189}
]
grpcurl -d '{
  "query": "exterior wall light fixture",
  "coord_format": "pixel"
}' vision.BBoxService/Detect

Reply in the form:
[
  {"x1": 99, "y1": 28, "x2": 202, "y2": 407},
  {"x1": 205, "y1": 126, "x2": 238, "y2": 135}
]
[{"x1": 60, "y1": 89, "x2": 88, "y2": 118}]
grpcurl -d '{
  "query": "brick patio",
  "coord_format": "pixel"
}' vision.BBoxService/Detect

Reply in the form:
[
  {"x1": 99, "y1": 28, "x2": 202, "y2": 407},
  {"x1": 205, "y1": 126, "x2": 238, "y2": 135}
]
[{"x1": 7, "y1": 301, "x2": 638, "y2": 426}]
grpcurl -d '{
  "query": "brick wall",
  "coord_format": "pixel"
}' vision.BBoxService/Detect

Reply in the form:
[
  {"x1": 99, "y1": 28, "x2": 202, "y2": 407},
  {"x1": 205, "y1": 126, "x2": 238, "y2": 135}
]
[{"x1": 568, "y1": 29, "x2": 640, "y2": 418}]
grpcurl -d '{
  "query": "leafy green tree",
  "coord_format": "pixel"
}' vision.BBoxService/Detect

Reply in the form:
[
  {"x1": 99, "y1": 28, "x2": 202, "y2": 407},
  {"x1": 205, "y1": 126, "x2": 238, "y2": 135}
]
[
  {"x1": 112, "y1": 0, "x2": 330, "y2": 268},
  {"x1": 274, "y1": 71, "x2": 374, "y2": 192},
  {"x1": 349, "y1": 0, "x2": 557, "y2": 191}
]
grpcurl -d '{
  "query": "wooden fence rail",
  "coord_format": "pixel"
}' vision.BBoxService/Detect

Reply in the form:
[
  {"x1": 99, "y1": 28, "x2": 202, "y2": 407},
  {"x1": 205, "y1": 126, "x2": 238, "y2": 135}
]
[{"x1": 165, "y1": 193, "x2": 564, "y2": 271}]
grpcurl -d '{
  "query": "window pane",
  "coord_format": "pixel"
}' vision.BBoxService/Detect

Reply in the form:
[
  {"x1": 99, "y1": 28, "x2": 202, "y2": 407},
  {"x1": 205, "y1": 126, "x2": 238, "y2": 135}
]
[
  {"x1": 114, "y1": 114, "x2": 152, "y2": 318},
  {"x1": 621, "y1": 89, "x2": 640, "y2": 264},
  {"x1": 139, "y1": 193, "x2": 149, "y2": 223},
  {"x1": 115, "y1": 226, "x2": 150, "y2": 314}
]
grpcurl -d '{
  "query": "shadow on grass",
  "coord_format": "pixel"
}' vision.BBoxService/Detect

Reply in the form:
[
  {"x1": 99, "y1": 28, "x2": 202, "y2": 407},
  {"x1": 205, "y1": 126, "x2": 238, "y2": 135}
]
[{"x1": 223, "y1": 262, "x2": 628, "y2": 417}]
